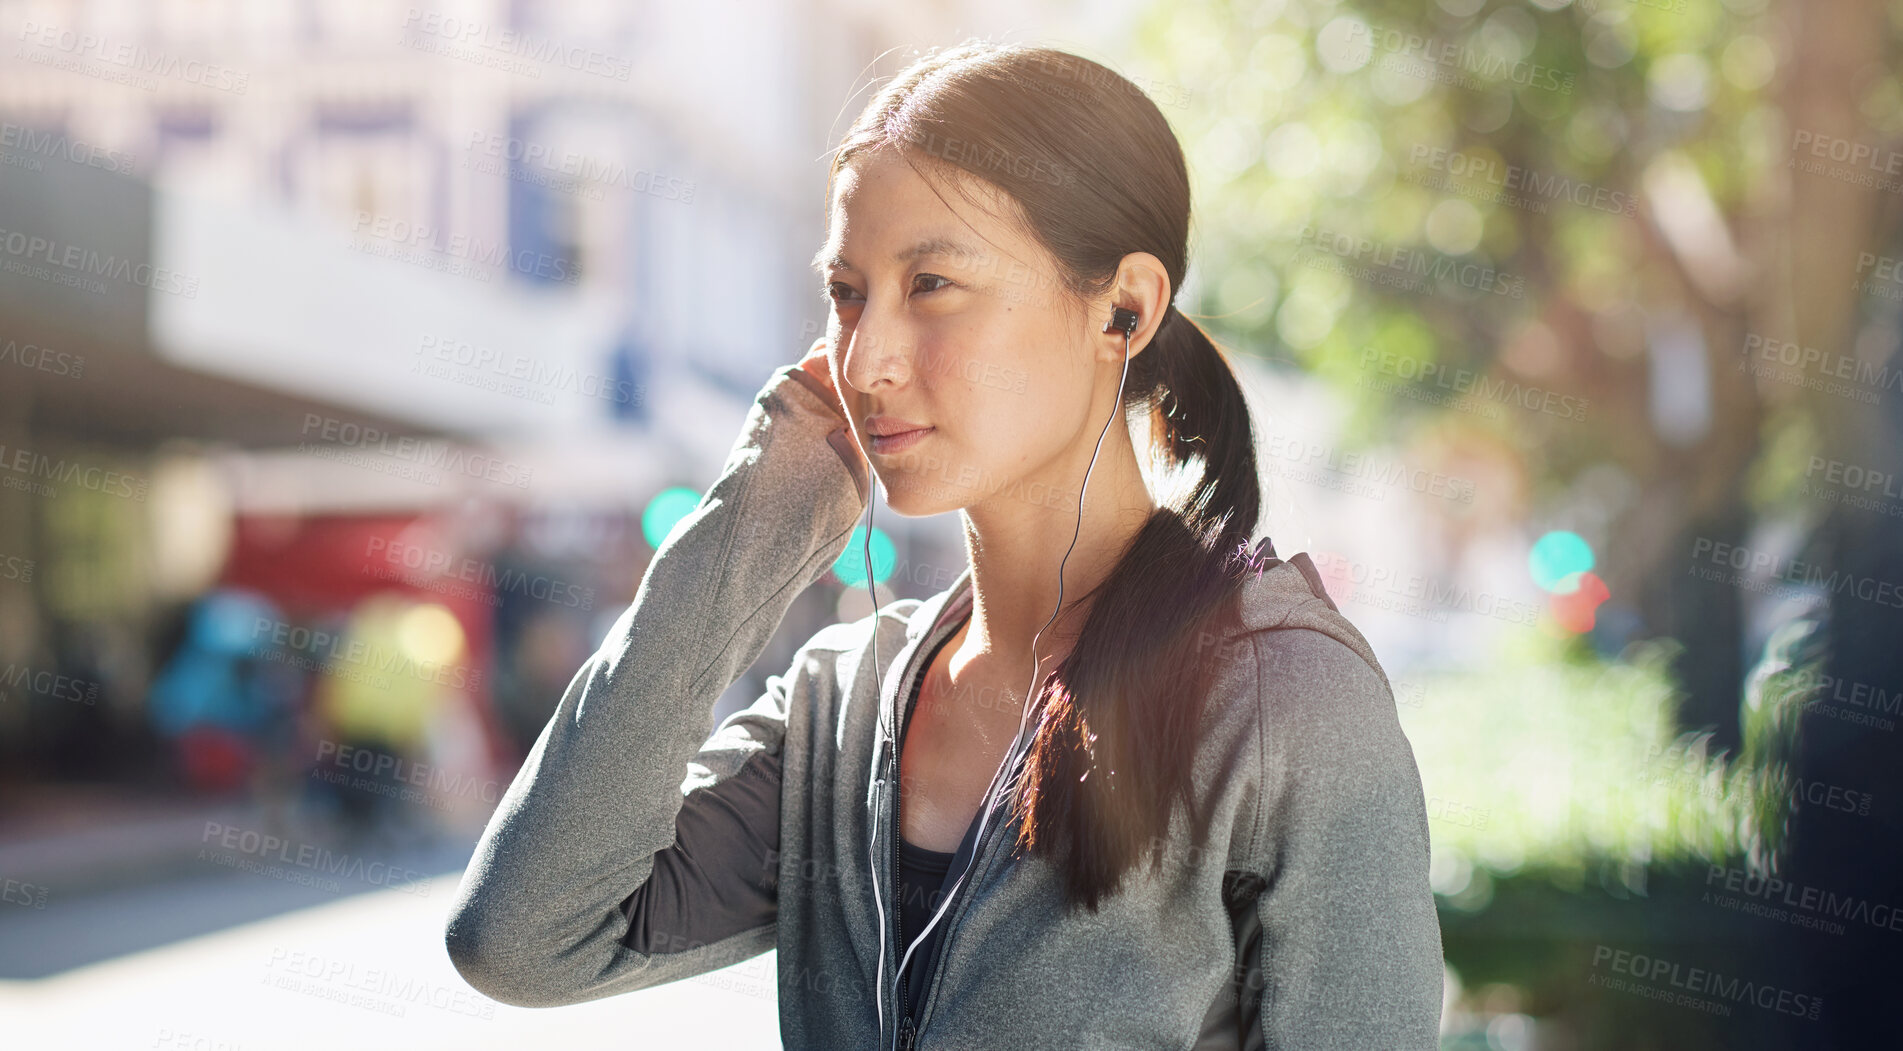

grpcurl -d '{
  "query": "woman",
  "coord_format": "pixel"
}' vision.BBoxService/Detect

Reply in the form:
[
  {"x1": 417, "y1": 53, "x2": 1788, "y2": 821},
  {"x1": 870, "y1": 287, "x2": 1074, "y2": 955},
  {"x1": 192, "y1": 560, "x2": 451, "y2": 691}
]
[{"x1": 445, "y1": 41, "x2": 1443, "y2": 1050}]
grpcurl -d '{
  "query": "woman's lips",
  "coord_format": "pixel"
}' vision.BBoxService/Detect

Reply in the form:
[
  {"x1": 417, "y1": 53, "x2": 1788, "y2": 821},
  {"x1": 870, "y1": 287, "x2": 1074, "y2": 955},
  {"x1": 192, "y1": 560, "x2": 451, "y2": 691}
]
[{"x1": 867, "y1": 426, "x2": 933, "y2": 456}]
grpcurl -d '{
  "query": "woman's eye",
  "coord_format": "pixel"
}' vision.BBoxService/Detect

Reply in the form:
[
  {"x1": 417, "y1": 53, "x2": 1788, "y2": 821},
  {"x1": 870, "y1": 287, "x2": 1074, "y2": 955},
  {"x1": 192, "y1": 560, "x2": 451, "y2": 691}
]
[
  {"x1": 823, "y1": 282, "x2": 863, "y2": 304},
  {"x1": 821, "y1": 276, "x2": 948, "y2": 303}
]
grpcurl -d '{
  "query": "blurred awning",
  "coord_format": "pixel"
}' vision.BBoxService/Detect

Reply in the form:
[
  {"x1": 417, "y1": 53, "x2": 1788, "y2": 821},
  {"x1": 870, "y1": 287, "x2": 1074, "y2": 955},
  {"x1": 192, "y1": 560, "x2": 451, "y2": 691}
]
[
  {"x1": 0, "y1": 157, "x2": 444, "y2": 449},
  {"x1": 0, "y1": 156, "x2": 624, "y2": 449},
  {"x1": 145, "y1": 178, "x2": 623, "y2": 441}
]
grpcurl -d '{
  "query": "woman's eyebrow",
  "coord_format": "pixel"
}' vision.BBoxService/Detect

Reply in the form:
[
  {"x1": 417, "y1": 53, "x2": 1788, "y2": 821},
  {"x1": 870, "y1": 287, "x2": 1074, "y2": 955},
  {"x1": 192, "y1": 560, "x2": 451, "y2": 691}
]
[{"x1": 810, "y1": 235, "x2": 986, "y2": 275}]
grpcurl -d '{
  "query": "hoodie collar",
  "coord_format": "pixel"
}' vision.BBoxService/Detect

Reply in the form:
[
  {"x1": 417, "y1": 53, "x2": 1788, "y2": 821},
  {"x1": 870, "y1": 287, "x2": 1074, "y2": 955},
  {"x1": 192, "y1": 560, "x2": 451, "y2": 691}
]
[{"x1": 902, "y1": 537, "x2": 1389, "y2": 695}]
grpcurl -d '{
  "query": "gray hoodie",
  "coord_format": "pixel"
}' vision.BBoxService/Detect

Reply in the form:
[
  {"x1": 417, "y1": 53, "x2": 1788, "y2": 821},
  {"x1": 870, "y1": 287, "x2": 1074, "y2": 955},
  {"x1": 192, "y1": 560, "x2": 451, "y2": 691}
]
[{"x1": 444, "y1": 363, "x2": 1444, "y2": 1050}]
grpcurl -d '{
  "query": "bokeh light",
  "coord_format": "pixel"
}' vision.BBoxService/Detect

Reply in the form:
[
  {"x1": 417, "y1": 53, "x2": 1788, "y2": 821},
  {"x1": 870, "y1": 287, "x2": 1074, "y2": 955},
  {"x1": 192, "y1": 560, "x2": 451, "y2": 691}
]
[
  {"x1": 832, "y1": 525, "x2": 896, "y2": 588},
  {"x1": 642, "y1": 487, "x2": 703, "y2": 550},
  {"x1": 1529, "y1": 530, "x2": 1595, "y2": 594}
]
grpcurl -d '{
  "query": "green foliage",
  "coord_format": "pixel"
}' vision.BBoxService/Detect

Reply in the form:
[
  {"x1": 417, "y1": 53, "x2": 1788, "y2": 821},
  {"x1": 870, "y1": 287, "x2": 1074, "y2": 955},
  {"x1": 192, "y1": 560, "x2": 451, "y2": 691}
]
[
  {"x1": 1135, "y1": 0, "x2": 1779, "y2": 458},
  {"x1": 1398, "y1": 627, "x2": 1811, "y2": 906}
]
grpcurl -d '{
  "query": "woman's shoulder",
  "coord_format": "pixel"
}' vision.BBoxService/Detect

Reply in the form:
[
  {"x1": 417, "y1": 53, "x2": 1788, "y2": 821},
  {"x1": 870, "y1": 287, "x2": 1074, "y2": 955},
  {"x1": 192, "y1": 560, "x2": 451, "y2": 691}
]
[
  {"x1": 1195, "y1": 626, "x2": 1400, "y2": 760},
  {"x1": 1195, "y1": 552, "x2": 1409, "y2": 779},
  {"x1": 1198, "y1": 550, "x2": 1394, "y2": 701},
  {"x1": 1234, "y1": 550, "x2": 1391, "y2": 691}
]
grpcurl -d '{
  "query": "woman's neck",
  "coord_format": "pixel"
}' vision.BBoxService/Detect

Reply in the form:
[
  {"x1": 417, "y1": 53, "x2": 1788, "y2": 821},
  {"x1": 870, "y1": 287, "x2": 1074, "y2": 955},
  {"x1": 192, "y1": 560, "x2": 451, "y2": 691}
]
[{"x1": 949, "y1": 418, "x2": 1156, "y2": 689}]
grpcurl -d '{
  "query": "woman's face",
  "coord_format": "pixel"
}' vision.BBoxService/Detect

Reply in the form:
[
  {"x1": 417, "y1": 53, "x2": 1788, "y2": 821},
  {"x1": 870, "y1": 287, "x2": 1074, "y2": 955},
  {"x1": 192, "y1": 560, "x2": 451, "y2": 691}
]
[{"x1": 815, "y1": 147, "x2": 1112, "y2": 520}]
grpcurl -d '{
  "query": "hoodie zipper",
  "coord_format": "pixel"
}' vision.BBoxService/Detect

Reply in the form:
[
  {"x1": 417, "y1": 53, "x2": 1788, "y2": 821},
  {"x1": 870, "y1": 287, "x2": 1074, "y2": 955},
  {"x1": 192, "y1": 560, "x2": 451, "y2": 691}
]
[
  {"x1": 893, "y1": 762, "x2": 916, "y2": 1051},
  {"x1": 888, "y1": 629, "x2": 927, "y2": 1051},
  {"x1": 891, "y1": 624, "x2": 955, "y2": 1051},
  {"x1": 902, "y1": 736, "x2": 1028, "y2": 1045},
  {"x1": 884, "y1": 597, "x2": 1048, "y2": 1050},
  {"x1": 889, "y1": 666, "x2": 1049, "y2": 1050}
]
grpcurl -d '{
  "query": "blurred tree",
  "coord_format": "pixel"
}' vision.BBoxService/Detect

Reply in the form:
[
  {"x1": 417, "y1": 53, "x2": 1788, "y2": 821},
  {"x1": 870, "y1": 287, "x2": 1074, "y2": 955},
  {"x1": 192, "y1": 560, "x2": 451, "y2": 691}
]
[{"x1": 1132, "y1": 0, "x2": 1903, "y2": 1046}]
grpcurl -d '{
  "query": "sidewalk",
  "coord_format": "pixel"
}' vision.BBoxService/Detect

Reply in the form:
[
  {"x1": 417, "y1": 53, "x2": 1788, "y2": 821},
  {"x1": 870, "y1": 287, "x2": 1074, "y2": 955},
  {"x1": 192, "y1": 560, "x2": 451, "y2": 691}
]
[
  {"x1": 0, "y1": 781, "x2": 475, "y2": 979},
  {"x1": 0, "y1": 857, "x2": 783, "y2": 1050},
  {"x1": 0, "y1": 783, "x2": 265, "y2": 899}
]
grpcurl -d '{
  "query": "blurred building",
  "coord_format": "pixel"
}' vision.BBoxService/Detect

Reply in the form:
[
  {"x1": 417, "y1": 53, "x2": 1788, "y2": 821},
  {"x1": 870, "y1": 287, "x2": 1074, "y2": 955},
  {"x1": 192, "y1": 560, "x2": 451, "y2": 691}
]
[{"x1": 0, "y1": 0, "x2": 992, "y2": 787}]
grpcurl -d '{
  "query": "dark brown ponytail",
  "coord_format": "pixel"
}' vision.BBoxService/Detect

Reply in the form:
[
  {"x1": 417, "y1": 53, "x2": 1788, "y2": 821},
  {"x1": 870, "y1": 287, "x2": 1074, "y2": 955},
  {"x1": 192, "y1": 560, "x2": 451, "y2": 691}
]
[
  {"x1": 1013, "y1": 300, "x2": 1265, "y2": 912},
  {"x1": 826, "y1": 41, "x2": 1269, "y2": 911}
]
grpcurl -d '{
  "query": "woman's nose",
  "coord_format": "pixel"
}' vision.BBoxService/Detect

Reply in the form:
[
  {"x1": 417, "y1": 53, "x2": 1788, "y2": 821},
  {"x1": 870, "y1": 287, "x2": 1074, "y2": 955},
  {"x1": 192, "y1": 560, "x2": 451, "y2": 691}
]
[{"x1": 842, "y1": 313, "x2": 914, "y2": 394}]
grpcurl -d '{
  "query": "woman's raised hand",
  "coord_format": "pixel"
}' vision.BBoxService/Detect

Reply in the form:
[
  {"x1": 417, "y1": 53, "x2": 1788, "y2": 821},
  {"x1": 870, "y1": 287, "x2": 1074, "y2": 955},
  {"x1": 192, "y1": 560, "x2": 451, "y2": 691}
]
[
  {"x1": 796, "y1": 338, "x2": 849, "y2": 421},
  {"x1": 794, "y1": 338, "x2": 869, "y2": 485}
]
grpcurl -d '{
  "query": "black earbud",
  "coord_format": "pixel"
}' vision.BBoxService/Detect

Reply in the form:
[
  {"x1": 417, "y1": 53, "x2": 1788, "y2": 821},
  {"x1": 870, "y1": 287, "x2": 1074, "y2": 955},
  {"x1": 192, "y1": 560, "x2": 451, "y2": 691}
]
[{"x1": 1104, "y1": 306, "x2": 1139, "y2": 336}]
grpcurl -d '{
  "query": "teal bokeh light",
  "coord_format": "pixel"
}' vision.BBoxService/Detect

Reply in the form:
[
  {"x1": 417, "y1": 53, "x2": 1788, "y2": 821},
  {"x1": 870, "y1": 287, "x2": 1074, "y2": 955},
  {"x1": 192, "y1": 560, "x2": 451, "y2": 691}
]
[
  {"x1": 1530, "y1": 531, "x2": 1595, "y2": 594},
  {"x1": 833, "y1": 525, "x2": 896, "y2": 587},
  {"x1": 642, "y1": 487, "x2": 703, "y2": 549}
]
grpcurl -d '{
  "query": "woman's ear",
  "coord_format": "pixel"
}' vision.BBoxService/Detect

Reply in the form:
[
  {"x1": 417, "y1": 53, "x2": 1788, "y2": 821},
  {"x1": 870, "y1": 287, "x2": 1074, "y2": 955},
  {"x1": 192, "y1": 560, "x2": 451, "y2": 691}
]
[{"x1": 1100, "y1": 252, "x2": 1173, "y2": 361}]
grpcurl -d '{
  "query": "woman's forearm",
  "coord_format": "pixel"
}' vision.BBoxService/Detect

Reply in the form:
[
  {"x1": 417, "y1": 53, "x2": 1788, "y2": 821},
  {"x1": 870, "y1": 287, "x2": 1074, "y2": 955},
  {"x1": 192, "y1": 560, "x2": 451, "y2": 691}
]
[{"x1": 443, "y1": 364, "x2": 868, "y2": 1007}]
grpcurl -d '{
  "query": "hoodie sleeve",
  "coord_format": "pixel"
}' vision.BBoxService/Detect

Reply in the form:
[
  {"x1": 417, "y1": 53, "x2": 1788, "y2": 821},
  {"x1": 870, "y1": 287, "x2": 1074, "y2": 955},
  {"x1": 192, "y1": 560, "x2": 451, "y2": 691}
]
[
  {"x1": 1242, "y1": 627, "x2": 1444, "y2": 1050},
  {"x1": 443, "y1": 364, "x2": 868, "y2": 1008}
]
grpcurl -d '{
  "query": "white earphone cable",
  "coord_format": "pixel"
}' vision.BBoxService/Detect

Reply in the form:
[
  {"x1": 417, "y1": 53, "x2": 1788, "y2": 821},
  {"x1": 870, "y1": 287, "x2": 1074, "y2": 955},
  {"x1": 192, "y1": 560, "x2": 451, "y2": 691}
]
[{"x1": 863, "y1": 319, "x2": 1135, "y2": 1050}]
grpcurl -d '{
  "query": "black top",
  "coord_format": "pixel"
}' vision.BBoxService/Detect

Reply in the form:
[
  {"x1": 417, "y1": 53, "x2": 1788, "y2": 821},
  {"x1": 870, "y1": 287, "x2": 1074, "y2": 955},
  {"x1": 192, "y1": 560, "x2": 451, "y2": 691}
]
[
  {"x1": 895, "y1": 622, "x2": 985, "y2": 1028},
  {"x1": 896, "y1": 837, "x2": 955, "y2": 994}
]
